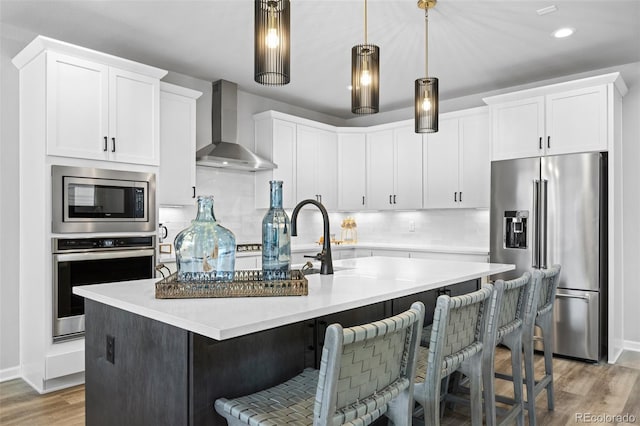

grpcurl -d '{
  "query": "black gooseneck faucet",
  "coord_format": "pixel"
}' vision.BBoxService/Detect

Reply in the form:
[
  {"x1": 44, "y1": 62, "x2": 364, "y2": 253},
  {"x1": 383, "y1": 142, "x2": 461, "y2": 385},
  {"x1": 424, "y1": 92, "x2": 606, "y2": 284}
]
[{"x1": 291, "y1": 199, "x2": 333, "y2": 275}]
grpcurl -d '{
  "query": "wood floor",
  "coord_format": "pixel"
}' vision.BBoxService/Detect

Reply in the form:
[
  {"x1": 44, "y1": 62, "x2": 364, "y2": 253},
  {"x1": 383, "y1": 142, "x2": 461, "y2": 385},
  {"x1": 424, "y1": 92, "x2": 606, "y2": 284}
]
[{"x1": 1, "y1": 349, "x2": 639, "y2": 425}]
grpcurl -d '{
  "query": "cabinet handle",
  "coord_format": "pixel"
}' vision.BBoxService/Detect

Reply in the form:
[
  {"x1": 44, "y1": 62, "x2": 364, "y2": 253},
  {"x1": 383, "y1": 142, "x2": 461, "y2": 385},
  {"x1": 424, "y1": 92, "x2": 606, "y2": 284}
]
[
  {"x1": 454, "y1": 192, "x2": 457, "y2": 202},
  {"x1": 393, "y1": 195, "x2": 396, "y2": 204},
  {"x1": 319, "y1": 194, "x2": 322, "y2": 203},
  {"x1": 547, "y1": 136, "x2": 551, "y2": 149},
  {"x1": 103, "y1": 136, "x2": 108, "y2": 152},
  {"x1": 362, "y1": 196, "x2": 365, "y2": 205},
  {"x1": 459, "y1": 192, "x2": 462, "y2": 202},
  {"x1": 111, "y1": 137, "x2": 116, "y2": 152},
  {"x1": 389, "y1": 195, "x2": 392, "y2": 204},
  {"x1": 539, "y1": 137, "x2": 542, "y2": 150},
  {"x1": 192, "y1": 186, "x2": 196, "y2": 198}
]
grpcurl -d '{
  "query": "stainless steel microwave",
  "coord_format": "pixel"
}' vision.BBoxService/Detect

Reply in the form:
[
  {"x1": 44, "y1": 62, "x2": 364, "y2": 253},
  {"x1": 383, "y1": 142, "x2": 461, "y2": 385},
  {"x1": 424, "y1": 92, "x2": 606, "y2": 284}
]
[{"x1": 52, "y1": 165, "x2": 156, "y2": 233}]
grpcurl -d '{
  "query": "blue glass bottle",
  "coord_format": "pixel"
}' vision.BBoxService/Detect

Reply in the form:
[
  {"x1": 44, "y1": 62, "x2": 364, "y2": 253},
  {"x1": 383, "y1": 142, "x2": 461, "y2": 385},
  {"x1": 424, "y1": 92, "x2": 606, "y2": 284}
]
[
  {"x1": 262, "y1": 181, "x2": 291, "y2": 280},
  {"x1": 174, "y1": 195, "x2": 236, "y2": 282}
]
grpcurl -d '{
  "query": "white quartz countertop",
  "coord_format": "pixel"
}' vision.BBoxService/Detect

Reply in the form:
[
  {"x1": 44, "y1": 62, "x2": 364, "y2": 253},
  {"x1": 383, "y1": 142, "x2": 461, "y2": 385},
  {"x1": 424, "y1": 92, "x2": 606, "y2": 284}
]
[
  {"x1": 74, "y1": 256, "x2": 513, "y2": 341},
  {"x1": 157, "y1": 242, "x2": 489, "y2": 264}
]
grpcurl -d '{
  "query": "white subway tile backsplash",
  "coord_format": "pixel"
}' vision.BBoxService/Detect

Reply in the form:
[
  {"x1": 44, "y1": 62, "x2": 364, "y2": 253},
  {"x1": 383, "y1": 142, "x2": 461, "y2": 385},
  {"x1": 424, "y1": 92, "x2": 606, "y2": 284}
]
[{"x1": 159, "y1": 168, "x2": 490, "y2": 250}]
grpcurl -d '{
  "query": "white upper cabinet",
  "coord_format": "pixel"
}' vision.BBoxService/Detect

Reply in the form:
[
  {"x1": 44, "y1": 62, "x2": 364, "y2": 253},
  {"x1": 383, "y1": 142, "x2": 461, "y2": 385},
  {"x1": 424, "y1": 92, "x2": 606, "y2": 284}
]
[
  {"x1": 485, "y1": 73, "x2": 627, "y2": 161},
  {"x1": 45, "y1": 51, "x2": 162, "y2": 165},
  {"x1": 424, "y1": 108, "x2": 490, "y2": 209},
  {"x1": 337, "y1": 132, "x2": 367, "y2": 211},
  {"x1": 366, "y1": 124, "x2": 422, "y2": 210},
  {"x1": 158, "y1": 82, "x2": 202, "y2": 206},
  {"x1": 296, "y1": 125, "x2": 338, "y2": 210},
  {"x1": 254, "y1": 116, "x2": 297, "y2": 209}
]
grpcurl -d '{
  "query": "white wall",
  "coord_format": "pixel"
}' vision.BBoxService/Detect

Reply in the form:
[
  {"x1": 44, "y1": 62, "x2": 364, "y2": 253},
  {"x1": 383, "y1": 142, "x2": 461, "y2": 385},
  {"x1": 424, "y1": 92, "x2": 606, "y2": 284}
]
[
  {"x1": 621, "y1": 63, "x2": 640, "y2": 348},
  {"x1": 0, "y1": 27, "x2": 24, "y2": 380}
]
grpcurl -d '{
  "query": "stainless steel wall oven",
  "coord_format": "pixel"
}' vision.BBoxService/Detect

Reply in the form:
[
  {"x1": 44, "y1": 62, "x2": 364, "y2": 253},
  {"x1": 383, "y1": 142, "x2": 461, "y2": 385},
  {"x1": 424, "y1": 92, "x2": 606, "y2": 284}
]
[
  {"x1": 52, "y1": 236, "x2": 155, "y2": 341},
  {"x1": 52, "y1": 165, "x2": 156, "y2": 233}
]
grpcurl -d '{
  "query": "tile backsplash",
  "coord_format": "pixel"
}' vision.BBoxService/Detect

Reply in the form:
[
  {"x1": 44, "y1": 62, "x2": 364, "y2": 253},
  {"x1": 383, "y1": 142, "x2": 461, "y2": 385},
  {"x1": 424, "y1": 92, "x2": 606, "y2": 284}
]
[{"x1": 159, "y1": 167, "x2": 489, "y2": 250}]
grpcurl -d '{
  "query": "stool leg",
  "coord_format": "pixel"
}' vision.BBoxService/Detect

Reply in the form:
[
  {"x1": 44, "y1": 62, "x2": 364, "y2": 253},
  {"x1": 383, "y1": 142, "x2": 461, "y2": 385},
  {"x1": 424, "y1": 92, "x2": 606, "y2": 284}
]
[
  {"x1": 483, "y1": 348, "x2": 497, "y2": 426},
  {"x1": 540, "y1": 316, "x2": 555, "y2": 411},
  {"x1": 504, "y1": 333, "x2": 525, "y2": 426},
  {"x1": 523, "y1": 332, "x2": 537, "y2": 426},
  {"x1": 467, "y1": 355, "x2": 483, "y2": 426}
]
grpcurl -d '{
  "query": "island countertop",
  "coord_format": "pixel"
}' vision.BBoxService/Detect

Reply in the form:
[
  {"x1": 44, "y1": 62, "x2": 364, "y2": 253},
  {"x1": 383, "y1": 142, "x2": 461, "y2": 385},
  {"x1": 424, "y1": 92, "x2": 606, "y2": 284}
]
[{"x1": 74, "y1": 256, "x2": 514, "y2": 341}]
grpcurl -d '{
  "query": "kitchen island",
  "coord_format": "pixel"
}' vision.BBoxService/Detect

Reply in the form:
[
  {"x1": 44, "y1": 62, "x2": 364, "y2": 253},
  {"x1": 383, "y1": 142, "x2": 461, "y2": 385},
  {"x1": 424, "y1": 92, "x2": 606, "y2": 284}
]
[{"x1": 74, "y1": 256, "x2": 514, "y2": 426}]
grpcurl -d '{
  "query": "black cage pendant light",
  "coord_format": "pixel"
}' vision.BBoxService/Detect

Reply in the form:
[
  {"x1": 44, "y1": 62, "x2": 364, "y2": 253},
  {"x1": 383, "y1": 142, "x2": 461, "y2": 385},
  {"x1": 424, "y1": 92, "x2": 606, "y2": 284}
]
[
  {"x1": 255, "y1": 0, "x2": 290, "y2": 85},
  {"x1": 351, "y1": 0, "x2": 379, "y2": 114},
  {"x1": 415, "y1": 0, "x2": 438, "y2": 133}
]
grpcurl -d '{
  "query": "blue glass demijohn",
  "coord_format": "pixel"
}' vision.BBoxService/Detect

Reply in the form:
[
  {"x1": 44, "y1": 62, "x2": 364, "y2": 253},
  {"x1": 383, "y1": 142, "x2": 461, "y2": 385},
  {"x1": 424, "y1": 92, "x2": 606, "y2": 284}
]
[
  {"x1": 174, "y1": 195, "x2": 236, "y2": 282},
  {"x1": 262, "y1": 181, "x2": 291, "y2": 280}
]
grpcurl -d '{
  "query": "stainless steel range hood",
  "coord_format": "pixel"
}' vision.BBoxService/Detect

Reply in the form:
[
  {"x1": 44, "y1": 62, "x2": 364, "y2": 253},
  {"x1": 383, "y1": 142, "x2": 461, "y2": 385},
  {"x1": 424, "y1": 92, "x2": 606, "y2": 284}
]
[{"x1": 196, "y1": 80, "x2": 276, "y2": 171}]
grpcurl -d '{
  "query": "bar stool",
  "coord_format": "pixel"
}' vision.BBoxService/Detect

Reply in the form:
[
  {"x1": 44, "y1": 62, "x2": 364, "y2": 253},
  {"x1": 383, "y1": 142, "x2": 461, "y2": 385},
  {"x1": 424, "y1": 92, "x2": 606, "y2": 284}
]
[
  {"x1": 483, "y1": 272, "x2": 532, "y2": 426},
  {"x1": 413, "y1": 284, "x2": 493, "y2": 426},
  {"x1": 522, "y1": 265, "x2": 562, "y2": 426},
  {"x1": 214, "y1": 301, "x2": 425, "y2": 426}
]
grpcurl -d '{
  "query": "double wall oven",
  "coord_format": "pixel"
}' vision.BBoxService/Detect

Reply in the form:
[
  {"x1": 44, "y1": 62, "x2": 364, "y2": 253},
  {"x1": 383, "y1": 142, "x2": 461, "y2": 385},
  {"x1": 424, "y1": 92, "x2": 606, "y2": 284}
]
[{"x1": 51, "y1": 166, "x2": 157, "y2": 341}]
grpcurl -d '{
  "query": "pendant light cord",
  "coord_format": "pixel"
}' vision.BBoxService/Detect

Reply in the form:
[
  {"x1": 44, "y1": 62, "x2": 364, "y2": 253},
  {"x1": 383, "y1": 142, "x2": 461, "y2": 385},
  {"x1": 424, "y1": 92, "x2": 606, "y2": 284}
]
[
  {"x1": 364, "y1": 0, "x2": 368, "y2": 45},
  {"x1": 425, "y1": 7, "x2": 429, "y2": 77}
]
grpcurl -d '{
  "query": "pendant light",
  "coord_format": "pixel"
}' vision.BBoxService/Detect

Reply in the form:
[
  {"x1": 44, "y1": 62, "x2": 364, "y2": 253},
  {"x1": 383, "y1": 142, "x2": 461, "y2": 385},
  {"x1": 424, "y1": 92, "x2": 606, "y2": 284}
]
[
  {"x1": 415, "y1": 0, "x2": 438, "y2": 133},
  {"x1": 351, "y1": 0, "x2": 379, "y2": 114},
  {"x1": 255, "y1": 0, "x2": 290, "y2": 85}
]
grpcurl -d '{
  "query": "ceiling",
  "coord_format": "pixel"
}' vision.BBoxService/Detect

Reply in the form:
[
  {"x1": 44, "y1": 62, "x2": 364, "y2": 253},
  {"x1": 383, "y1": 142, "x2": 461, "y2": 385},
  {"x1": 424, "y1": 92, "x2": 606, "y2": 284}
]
[{"x1": 2, "y1": 0, "x2": 639, "y2": 119}]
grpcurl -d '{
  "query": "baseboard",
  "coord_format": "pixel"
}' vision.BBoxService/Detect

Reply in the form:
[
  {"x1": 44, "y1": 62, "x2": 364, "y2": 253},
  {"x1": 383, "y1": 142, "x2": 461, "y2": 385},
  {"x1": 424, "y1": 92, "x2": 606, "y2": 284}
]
[
  {"x1": 623, "y1": 340, "x2": 640, "y2": 352},
  {"x1": 0, "y1": 366, "x2": 20, "y2": 382}
]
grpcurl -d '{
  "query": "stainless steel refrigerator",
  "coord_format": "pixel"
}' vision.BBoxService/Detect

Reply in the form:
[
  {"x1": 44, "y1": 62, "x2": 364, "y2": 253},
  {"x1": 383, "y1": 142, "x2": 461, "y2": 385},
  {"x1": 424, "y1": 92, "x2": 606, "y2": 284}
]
[{"x1": 490, "y1": 152, "x2": 607, "y2": 362}]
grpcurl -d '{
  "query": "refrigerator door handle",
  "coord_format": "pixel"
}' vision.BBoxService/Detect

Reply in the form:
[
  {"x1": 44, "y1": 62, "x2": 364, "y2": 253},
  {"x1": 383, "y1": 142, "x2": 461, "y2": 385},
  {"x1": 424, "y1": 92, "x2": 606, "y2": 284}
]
[
  {"x1": 556, "y1": 293, "x2": 591, "y2": 301},
  {"x1": 532, "y1": 179, "x2": 540, "y2": 268},
  {"x1": 540, "y1": 179, "x2": 548, "y2": 269}
]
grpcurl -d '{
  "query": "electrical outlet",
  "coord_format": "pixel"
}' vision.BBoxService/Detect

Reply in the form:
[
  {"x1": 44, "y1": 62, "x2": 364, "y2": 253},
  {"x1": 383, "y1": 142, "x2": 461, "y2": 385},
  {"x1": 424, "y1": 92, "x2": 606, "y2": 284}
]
[
  {"x1": 106, "y1": 335, "x2": 115, "y2": 364},
  {"x1": 409, "y1": 220, "x2": 415, "y2": 232}
]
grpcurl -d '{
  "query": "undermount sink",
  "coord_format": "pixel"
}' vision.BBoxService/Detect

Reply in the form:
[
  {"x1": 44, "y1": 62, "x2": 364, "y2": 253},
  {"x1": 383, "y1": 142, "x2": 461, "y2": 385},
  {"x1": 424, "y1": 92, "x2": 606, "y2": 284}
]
[{"x1": 301, "y1": 266, "x2": 353, "y2": 275}]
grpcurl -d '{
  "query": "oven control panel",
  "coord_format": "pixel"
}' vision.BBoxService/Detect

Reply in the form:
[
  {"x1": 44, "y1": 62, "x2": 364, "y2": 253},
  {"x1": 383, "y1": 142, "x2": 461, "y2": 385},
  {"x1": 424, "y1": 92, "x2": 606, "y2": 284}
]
[{"x1": 54, "y1": 236, "x2": 155, "y2": 252}]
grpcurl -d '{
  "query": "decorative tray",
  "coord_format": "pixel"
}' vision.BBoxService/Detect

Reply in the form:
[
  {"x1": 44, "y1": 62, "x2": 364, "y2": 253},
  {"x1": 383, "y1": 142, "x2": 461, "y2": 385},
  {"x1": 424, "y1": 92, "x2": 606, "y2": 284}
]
[{"x1": 155, "y1": 269, "x2": 308, "y2": 299}]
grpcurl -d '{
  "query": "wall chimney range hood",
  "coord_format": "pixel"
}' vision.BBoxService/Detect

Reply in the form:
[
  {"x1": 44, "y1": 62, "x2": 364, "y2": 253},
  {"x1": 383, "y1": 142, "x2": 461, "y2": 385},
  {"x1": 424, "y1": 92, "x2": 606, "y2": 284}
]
[{"x1": 196, "y1": 80, "x2": 276, "y2": 171}]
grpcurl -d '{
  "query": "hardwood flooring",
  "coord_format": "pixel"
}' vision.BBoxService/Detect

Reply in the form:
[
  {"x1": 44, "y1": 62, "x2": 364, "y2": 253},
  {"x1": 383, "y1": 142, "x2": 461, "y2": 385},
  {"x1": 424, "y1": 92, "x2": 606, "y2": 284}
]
[{"x1": 1, "y1": 349, "x2": 639, "y2": 425}]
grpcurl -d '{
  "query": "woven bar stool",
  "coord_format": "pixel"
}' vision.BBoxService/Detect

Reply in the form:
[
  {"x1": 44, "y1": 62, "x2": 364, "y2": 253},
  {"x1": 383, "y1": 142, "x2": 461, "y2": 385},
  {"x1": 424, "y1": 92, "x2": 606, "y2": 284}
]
[
  {"x1": 483, "y1": 272, "x2": 533, "y2": 426},
  {"x1": 522, "y1": 265, "x2": 562, "y2": 426},
  {"x1": 413, "y1": 284, "x2": 493, "y2": 426},
  {"x1": 214, "y1": 301, "x2": 425, "y2": 426}
]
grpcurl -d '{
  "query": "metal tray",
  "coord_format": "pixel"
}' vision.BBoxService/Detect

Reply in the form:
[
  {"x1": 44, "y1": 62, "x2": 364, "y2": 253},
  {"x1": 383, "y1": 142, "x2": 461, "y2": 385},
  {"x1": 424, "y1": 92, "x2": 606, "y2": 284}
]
[{"x1": 155, "y1": 270, "x2": 308, "y2": 299}]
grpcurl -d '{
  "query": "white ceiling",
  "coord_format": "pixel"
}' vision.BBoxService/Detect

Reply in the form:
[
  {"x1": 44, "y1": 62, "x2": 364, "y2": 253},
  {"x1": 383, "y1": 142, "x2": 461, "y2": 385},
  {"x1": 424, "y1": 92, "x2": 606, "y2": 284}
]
[{"x1": 2, "y1": 0, "x2": 639, "y2": 119}]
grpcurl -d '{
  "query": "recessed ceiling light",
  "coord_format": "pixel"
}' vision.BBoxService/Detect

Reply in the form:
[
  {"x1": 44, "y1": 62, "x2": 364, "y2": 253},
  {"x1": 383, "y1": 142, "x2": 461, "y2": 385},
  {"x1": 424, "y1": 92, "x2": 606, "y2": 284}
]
[{"x1": 552, "y1": 27, "x2": 575, "y2": 38}]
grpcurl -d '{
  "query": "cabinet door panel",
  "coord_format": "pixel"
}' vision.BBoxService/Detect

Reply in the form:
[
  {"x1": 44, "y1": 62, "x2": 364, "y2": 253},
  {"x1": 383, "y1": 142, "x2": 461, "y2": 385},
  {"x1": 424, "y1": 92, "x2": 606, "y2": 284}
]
[
  {"x1": 46, "y1": 52, "x2": 108, "y2": 160},
  {"x1": 159, "y1": 90, "x2": 196, "y2": 205},
  {"x1": 459, "y1": 113, "x2": 490, "y2": 208},
  {"x1": 296, "y1": 126, "x2": 318, "y2": 203},
  {"x1": 366, "y1": 130, "x2": 395, "y2": 210},
  {"x1": 424, "y1": 118, "x2": 459, "y2": 208},
  {"x1": 109, "y1": 69, "x2": 159, "y2": 165},
  {"x1": 315, "y1": 129, "x2": 338, "y2": 210},
  {"x1": 490, "y1": 96, "x2": 544, "y2": 161},
  {"x1": 394, "y1": 126, "x2": 423, "y2": 210},
  {"x1": 338, "y1": 133, "x2": 367, "y2": 210},
  {"x1": 545, "y1": 86, "x2": 607, "y2": 155},
  {"x1": 272, "y1": 120, "x2": 297, "y2": 209}
]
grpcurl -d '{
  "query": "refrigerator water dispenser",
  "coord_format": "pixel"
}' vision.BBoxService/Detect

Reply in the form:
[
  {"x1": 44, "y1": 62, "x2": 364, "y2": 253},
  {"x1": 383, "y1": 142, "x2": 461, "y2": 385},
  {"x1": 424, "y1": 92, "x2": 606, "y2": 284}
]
[{"x1": 504, "y1": 211, "x2": 528, "y2": 249}]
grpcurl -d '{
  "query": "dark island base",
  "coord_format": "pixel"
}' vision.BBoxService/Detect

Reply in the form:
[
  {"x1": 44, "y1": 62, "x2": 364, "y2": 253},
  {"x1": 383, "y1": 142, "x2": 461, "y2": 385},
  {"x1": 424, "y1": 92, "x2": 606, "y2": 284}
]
[{"x1": 85, "y1": 279, "x2": 478, "y2": 425}]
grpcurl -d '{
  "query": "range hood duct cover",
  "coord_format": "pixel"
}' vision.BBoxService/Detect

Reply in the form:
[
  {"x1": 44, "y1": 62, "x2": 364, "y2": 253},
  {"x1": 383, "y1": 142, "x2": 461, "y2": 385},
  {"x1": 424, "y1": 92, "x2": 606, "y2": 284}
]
[{"x1": 196, "y1": 80, "x2": 276, "y2": 171}]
